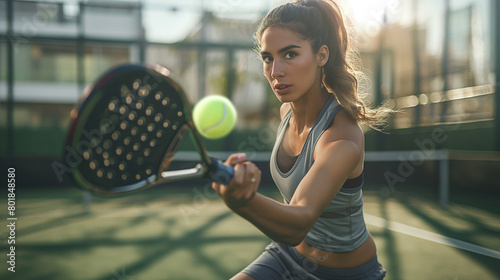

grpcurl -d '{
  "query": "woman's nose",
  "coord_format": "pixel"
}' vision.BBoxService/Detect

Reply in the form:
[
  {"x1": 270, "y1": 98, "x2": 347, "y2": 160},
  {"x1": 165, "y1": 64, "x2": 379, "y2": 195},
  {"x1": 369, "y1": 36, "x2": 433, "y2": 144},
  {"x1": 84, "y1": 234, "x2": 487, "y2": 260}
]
[{"x1": 271, "y1": 61, "x2": 284, "y2": 79}]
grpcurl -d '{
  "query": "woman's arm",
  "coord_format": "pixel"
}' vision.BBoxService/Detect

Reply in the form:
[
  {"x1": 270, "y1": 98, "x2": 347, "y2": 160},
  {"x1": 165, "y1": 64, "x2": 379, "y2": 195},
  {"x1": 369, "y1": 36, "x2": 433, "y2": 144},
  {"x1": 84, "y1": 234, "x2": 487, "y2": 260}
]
[{"x1": 213, "y1": 138, "x2": 362, "y2": 246}]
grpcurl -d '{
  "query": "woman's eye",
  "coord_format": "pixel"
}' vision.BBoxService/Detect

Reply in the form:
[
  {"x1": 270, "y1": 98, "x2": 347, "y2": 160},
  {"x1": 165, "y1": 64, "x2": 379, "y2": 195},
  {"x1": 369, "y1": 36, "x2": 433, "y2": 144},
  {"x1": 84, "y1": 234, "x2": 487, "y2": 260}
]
[
  {"x1": 285, "y1": 52, "x2": 297, "y2": 59},
  {"x1": 262, "y1": 56, "x2": 272, "y2": 63}
]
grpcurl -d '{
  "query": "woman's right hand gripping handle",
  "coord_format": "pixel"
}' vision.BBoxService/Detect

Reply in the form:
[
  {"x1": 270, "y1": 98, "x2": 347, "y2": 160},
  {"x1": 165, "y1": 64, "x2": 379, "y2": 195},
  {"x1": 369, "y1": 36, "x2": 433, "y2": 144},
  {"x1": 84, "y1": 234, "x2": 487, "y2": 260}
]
[{"x1": 212, "y1": 153, "x2": 261, "y2": 208}]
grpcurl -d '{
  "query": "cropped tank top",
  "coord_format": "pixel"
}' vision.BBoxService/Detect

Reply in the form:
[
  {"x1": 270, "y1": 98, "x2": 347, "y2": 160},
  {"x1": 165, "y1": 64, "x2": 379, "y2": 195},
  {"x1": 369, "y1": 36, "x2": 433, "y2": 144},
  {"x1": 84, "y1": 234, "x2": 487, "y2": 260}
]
[{"x1": 269, "y1": 95, "x2": 369, "y2": 252}]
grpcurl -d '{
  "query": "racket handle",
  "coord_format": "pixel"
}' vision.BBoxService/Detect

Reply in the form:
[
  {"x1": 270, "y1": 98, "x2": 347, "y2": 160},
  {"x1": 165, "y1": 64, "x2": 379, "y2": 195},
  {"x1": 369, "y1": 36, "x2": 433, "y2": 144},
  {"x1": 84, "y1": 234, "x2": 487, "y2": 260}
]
[{"x1": 208, "y1": 157, "x2": 234, "y2": 185}]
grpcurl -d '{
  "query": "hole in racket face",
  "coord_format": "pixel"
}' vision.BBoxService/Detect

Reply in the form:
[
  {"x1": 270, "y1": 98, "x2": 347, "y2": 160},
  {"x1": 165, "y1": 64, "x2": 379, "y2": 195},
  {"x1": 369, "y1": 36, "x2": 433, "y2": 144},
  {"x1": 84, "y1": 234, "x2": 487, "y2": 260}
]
[{"x1": 70, "y1": 66, "x2": 190, "y2": 192}]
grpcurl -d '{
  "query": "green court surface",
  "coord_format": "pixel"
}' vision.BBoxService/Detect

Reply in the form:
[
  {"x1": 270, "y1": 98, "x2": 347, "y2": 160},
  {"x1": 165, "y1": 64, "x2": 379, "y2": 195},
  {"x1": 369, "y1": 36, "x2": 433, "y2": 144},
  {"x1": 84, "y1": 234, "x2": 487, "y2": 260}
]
[{"x1": 1, "y1": 184, "x2": 499, "y2": 280}]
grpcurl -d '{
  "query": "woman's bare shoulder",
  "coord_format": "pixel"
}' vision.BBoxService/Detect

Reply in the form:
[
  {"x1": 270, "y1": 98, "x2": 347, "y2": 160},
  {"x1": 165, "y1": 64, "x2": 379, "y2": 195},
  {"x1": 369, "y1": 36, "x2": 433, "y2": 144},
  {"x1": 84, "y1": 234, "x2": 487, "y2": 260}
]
[{"x1": 318, "y1": 109, "x2": 364, "y2": 151}]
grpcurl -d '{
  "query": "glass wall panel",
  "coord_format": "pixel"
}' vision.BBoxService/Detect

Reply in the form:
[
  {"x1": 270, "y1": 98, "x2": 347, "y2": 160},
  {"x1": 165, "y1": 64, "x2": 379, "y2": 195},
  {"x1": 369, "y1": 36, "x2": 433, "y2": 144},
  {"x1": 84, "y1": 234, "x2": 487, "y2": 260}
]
[
  {"x1": 385, "y1": 28, "x2": 415, "y2": 99},
  {"x1": 445, "y1": 94, "x2": 494, "y2": 123},
  {"x1": 448, "y1": 0, "x2": 493, "y2": 89},
  {"x1": 12, "y1": 1, "x2": 78, "y2": 37},
  {"x1": 376, "y1": 0, "x2": 415, "y2": 128},
  {"x1": 83, "y1": 44, "x2": 131, "y2": 84},
  {"x1": 12, "y1": 103, "x2": 73, "y2": 155},
  {"x1": 358, "y1": 52, "x2": 376, "y2": 106},
  {"x1": 364, "y1": 0, "x2": 496, "y2": 129},
  {"x1": 232, "y1": 50, "x2": 271, "y2": 130},
  {"x1": 382, "y1": 0, "x2": 415, "y2": 99},
  {"x1": 146, "y1": 45, "x2": 200, "y2": 104},
  {"x1": 0, "y1": 1, "x2": 6, "y2": 33},
  {"x1": 200, "y1": 14, "x2": 258, "y2": 44},
  {"x1": 205, "y1": 50, "x2": 228, "y2": 98},
  {"x1": 142, "y1": 5, "x2": 201, "y2": 43},
  {"x1": 14, "y1": 41, "x2": 77, "y2": 83},
  {"x1": 0, "y1": 40, "x2": 7, "y2": 101},
  {"x1": 8, "y1": 39, "x2": 77, "y2": 155},
  {"x1": 444, "y1": 0, "x2": 494, "y2": 123},
  {"x1": 393, "y1": 107, "x2": 414, "y2": 129},
  {"x1": 12, "y1": 40, "x2": 79, "y2": 103},
  {"x1": 0, "y1": 40, "x2": 6, "y2": 155},
  {"x1": 142, "y1": 2, "x2": 262, "y2": 44},
  {"x1": 417, "y1": 0, "x2": 446, "y2": 94},
  {"x1": 0, "y1": 101, "x2": 5, "y2": 154},
  {"x1": 12, "y1": 103, "x2": 72, "y2": 129},
  {"x1": 82, "y1": 2, "x2": 141, "y2": 40}
]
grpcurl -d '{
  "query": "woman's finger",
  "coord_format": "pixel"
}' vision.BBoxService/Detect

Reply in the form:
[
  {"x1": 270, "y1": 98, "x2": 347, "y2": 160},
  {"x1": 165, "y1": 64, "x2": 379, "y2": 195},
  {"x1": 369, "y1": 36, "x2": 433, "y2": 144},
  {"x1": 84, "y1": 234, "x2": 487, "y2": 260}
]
[
  {"x1": 212, "y1": 182, "x2": 220, "y2": 194},
  {"x1": 232, "y1": 162, "x2": 246, "y2": 185},
  {"x1": 225, "y1": 153, "x2": 246, "y2": 166},
  {"x1": 243, "y1": 162, "x2": 257, "y2": 184}
]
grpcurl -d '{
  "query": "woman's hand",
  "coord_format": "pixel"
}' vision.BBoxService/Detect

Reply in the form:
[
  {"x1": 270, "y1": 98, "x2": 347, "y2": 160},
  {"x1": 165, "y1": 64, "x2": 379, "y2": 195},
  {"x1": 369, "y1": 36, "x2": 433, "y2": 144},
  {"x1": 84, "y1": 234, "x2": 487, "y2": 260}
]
[{"x1": 212, "y1": 153, "x2": 261, "y2": 208}]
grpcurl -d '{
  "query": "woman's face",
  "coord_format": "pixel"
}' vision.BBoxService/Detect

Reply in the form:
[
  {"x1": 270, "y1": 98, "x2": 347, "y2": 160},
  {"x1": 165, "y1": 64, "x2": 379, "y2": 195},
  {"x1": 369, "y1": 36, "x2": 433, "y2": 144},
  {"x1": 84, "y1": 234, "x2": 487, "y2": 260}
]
[{"x1": 259, "y1": 26, "x2": 326, "y2": 103}]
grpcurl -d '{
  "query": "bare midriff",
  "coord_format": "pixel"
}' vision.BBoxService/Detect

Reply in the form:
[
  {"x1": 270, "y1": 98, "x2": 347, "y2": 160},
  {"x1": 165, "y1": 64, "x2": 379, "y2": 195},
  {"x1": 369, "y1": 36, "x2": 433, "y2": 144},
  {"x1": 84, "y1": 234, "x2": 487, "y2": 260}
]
[{"x1": 295, "y1": 234, "x2": 377, "y2": 269}]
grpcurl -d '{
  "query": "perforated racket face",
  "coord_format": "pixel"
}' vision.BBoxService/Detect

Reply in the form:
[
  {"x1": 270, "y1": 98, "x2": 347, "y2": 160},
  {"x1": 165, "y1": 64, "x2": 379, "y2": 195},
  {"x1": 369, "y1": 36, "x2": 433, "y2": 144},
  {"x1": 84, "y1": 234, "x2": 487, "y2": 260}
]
[{"x1": 68, "y1": 65, "x2": 191, "y2": 194}]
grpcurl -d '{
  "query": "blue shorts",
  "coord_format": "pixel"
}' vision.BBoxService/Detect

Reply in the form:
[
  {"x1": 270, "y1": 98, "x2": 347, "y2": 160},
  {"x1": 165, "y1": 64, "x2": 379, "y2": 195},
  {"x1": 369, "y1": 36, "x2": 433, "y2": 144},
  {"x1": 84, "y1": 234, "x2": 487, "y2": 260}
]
[{"x1": 241, "y1": 242, "x2": 386, "y2": 280}]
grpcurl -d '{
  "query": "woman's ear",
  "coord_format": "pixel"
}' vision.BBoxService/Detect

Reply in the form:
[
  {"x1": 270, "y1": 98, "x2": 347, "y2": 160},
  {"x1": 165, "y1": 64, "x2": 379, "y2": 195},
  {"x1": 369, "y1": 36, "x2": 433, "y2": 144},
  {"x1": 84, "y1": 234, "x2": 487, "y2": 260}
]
[{"x1": 317, "y1": 45, "x2": 329, "y2": 67}]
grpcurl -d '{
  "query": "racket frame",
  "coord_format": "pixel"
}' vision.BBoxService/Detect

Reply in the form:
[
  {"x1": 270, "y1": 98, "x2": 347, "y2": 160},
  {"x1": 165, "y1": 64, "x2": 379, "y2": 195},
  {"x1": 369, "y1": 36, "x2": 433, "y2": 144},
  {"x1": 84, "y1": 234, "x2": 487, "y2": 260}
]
[{"x1": 66, "y1": 64, "x2": 232, "y2": 195}]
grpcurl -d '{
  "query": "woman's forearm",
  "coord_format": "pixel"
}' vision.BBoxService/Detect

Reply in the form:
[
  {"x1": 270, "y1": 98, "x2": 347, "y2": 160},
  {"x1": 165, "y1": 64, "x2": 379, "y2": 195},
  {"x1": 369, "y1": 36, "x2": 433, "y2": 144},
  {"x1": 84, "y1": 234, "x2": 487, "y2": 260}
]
[{"x1": 228, "y1": 193, "x2": 315, "y2": 246}]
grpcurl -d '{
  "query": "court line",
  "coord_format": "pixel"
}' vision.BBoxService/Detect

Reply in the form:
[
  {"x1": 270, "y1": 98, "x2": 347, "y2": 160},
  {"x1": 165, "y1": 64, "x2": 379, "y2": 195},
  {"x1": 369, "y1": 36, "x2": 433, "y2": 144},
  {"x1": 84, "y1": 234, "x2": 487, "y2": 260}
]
[{"x1": 365, "y1": 214, "x2": 500, "y2": 259}]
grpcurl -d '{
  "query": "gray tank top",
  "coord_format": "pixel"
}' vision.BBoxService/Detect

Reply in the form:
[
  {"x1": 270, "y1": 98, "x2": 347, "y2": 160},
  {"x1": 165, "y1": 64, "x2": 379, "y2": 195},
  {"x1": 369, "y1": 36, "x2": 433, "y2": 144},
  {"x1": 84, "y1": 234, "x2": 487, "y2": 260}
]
[{"x1": 270, "y1": 95, "x2": 369, "y2": 252}]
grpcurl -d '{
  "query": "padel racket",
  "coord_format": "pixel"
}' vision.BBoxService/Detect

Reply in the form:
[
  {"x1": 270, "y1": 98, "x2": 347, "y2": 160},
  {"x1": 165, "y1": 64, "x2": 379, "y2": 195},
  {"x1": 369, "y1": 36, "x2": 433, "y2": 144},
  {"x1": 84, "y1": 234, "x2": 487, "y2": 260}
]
[{"x1": 65, "y1": 64, "x2": 234, "y2": 195}]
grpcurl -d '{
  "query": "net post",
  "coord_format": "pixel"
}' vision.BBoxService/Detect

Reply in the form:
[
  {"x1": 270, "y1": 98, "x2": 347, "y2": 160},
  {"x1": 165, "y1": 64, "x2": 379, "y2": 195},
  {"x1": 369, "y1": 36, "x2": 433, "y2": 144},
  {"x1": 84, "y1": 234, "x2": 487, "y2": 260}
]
[
  {"x1": 439, "y1": 150, "x2": 449, "y2": 208},
  {"x1": 83, "y1": 191, "x2": 92, "y2": 212}
]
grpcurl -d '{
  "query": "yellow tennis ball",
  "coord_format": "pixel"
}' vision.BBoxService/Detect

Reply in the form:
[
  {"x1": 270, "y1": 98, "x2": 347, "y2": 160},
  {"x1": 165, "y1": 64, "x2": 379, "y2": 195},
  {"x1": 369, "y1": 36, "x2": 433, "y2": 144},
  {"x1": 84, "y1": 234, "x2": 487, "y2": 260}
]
[{"x1": 192, "y1": 95, "x2": 237, "y2": 139}]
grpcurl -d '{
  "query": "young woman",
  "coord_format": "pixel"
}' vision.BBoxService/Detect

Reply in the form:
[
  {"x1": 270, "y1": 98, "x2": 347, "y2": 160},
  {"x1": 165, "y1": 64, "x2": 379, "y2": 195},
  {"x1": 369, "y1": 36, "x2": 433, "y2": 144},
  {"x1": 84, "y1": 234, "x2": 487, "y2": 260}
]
[{"x1": 212, "y1": 0, "x2": 388, "y2": 279}]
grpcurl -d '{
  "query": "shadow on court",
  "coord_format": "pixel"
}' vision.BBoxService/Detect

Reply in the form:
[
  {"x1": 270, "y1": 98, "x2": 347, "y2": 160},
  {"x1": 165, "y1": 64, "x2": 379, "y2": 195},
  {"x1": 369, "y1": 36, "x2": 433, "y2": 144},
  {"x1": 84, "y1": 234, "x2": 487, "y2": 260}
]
[
  {"x1": 372, "y1": 198, "x2": 403, "y2": 280},
  {"x1": 2, "y1": 186, "x2": 499, "y2": 279},
  {"x1": 89, "y1": 211, "x2": 234, "y2": 280},
  {"x1": 400, "y1": 196, "x2": 500, "y2": 277},
  {"x1": 0, "y1": 186, "x2": 271, "y2": 280},
  {"x1": 371, "y1": 185, "x2": 500, "y2": 279}
]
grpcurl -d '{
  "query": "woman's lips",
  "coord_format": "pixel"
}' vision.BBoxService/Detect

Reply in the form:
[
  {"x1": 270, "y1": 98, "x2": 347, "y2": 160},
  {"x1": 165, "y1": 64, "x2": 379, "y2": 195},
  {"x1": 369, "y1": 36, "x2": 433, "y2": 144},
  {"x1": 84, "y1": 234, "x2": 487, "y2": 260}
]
[{"x1": 274, "y1": 84, "x2": 291, "y2": 95}]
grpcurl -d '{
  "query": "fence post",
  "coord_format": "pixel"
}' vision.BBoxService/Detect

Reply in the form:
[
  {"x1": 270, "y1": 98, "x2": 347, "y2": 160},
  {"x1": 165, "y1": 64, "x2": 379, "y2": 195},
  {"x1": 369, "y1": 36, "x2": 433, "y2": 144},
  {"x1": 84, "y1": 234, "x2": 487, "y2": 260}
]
[{"x1": 439, "y1": 150, "x2": 449, "y2": 208}]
